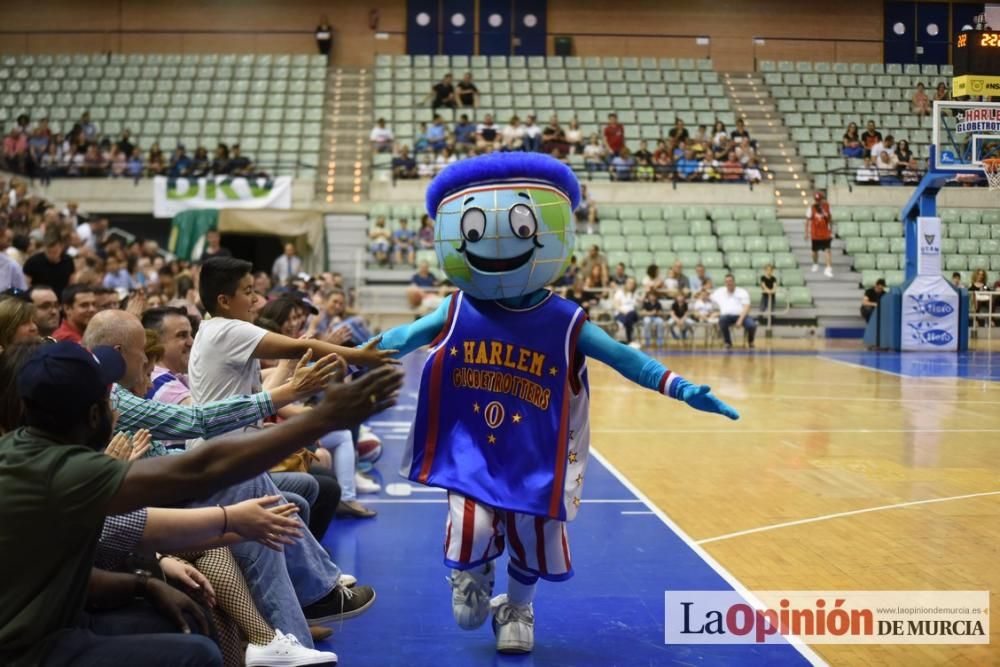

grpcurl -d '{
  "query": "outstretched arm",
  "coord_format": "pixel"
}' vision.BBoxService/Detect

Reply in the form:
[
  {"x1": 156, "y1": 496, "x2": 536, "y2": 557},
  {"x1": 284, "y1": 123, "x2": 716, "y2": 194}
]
[
  {"x1": 372, "y1": 294, "x2": 454, "y2": 357},
  {"x1": 577, "y1": 321, "x2": 739, "y2": 419}
]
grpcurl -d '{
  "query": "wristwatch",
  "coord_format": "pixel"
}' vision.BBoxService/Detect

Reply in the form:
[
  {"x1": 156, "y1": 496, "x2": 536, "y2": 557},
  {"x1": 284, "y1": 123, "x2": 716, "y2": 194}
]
[{"x1": 133, "y1": 569, "x2": 151, "y2": 599}]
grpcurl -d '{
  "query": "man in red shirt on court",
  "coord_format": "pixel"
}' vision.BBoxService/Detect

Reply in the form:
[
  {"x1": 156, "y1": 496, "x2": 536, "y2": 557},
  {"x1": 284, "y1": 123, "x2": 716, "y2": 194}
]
[
  {"x1": 806, "y1": 191, "x2": 834, "y2": 278},
  {"x1": 603, "y1": 113, "x2": 625, "y2": 157}
]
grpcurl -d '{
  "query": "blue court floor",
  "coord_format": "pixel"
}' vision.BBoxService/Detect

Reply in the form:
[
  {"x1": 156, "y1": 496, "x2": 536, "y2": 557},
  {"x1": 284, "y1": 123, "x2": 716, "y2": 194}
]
[{"x1": 316, "y1": 354, "x2": 816, "y2": 667}]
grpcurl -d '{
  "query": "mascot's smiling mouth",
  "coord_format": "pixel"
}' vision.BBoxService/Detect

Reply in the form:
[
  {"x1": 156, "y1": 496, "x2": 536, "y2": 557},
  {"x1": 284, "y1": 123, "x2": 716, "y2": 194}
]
[{"x1": 464, "y1": 246, "x2": 535, "y2": 273}]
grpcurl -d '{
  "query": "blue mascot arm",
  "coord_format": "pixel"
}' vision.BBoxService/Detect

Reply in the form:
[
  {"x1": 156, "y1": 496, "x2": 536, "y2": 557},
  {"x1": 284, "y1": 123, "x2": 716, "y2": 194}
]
[
  {"x1": 577, "y1": 321, "x2": 739, "y2": 420},
  {"x1": 372, "y1": 294, "x2": 454, "y2": 357}
]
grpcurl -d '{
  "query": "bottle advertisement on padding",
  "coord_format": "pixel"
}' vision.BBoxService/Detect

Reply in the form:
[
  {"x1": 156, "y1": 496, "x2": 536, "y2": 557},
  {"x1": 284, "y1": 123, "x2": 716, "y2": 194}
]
[{"x1": 902, "y1": 217, "x2": 959, "y2": 351}]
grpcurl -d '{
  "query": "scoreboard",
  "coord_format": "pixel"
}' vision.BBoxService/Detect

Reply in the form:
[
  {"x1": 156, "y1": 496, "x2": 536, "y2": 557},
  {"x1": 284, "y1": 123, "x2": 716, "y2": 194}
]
[{"x1": 952, "y1": 30, "x2": 1000, "y2": 98}]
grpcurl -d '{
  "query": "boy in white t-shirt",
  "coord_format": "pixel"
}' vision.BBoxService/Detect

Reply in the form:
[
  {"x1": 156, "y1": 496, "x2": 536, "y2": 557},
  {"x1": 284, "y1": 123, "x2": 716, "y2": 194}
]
[{"x1": 189, "y1": 257, "x2": 399, "y2": 623}]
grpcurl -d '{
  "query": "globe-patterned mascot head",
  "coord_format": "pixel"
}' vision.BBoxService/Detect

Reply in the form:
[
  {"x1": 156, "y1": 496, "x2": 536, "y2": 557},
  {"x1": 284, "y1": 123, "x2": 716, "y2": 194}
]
[{"x1": 426, "y1": 152, "x2": 581, "y2": 300}]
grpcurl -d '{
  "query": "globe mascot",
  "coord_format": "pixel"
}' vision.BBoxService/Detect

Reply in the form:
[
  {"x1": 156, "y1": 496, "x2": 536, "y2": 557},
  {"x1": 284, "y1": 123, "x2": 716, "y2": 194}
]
[{"x1": 374, "y1": 152, "x2": 739, "y2": 654}]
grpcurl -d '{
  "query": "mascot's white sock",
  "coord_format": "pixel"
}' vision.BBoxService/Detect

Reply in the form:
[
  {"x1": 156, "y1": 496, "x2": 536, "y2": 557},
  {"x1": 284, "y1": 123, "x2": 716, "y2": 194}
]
[{"x1": 507, "y1": 562, "x2": 538, "y2": 606}]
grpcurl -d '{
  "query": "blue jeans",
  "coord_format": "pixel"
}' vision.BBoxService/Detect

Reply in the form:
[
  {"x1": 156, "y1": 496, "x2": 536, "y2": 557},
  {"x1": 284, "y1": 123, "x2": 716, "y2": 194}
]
[
  {"x1": 319, "y1": 430, "x2": 357, "y2": 501},
  {"x1": 718, "y1": 314, "x2": 757, "y2": 346},
  {"x1": 271, "y1": 471, "x2": 319, "y2": 525},
  {"x1": 642, "y1": 316, "x2": 665, "y2": 346},
  {"x1": 193, "y1": 473, "x2": 341, "y2": 647}
]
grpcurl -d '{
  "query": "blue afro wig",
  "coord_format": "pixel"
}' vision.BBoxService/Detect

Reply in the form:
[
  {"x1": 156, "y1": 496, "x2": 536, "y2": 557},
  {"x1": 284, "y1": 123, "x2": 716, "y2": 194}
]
[{"x1": 425, "y1": 152, "x2": 581, "y2": 219}]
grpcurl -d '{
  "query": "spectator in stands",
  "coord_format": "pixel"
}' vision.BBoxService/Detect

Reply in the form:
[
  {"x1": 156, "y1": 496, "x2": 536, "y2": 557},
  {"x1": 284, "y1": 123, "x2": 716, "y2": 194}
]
[
  {"x1": 856, "y1": 156, "x2": 880, "y2": 184},
  {"x1": 870, "y1": 134, "x2": 895, "y2": 164},
  {"x1": 689, "y1": 126, "x2": 709, "y2": 159},
  {"x1": 912, "y1": 82, "x2": 931, "y2": 116},
  {"x1": 434, "y1": 146, "x2": 457, "y2": 174},
  {"x1": 147, "y1": 143, "x2": 167, "y2": 175},
  {"x1": 201, "y1": 229, "x2": 232, "y2": 260},
  {"x1": 633, "y1": 139, "x2": 652, "y2": 164},
  {"x1": 369, "y1": 216, "x2": 392, "y2": 265},
  {"x1": 653, "y1": 139, "x2": 673, "y2": 180},
  {"x1": 698, "y1": 153, "x2": 721, "y2": 182},
  {"x1": 27, "y1": 126, "x2": 49, "y2": 170},
  {"x1": 28, "y1": 285, "x2": 60, "y2": 337},
  {"x1": 721, "y1": 150, "x2": 744, "y2": 182},
  {"x1": 901, "y1": 156, "x2": 920, "y2": 185},
  {"x1": 951, "y1": 272, "x2": 963, "y2": 289},
  {"x1": 672, "y1": 261, "x2": 690, "y2": 295},
  {"x1": 501, "y1": 115, "x2": 525, "y2": 151},
  {"x1": 583, "y1": 133, "x2": 607, "y2": 172},
  {"x1": 969, "y1": 268, "x2": 992, "y2": 318},
  {"x1": 711, "y1": 121, "x2": 728, "y2": 149},
  {"x1": 642, "y1": 264, "x2": 666, "y2": 297},
  {"x1": 744, "y1": 156, "x2": 763, "y2": 184},
  {"x1": 456, "y1": 72, "x2": 479, "y2": 108},
  {"x1": 861, "y1": 278, "x2": 886, "y2": 322},
  {"x1": 52, "y1": 284, "x2": 98, "y2": 343},
  {"x1": 209, "y1": 143, "x2": 230, "y2": 174},
  {"x1": 392, "y1": 145, "x2": 418, "y2": 179},
  {"x1": 609, "y1": 262, "x2": 628, "y2": 287},
  {"x1": 603, "y1": 112, "x2": 625, "y2": 157},
  {"x1": 731, "y1": 118, "x2": 752, "y2": 146},
  {"x1": 453, "y1": 114, "x2": 477, "y2": 153},
  {"x1": 565, "y1": 278, "x2": 590, "y2": 314},
  {"x1": 125, "y1": 147, "x2": 144, "y2": 181},
  {"x1": 115, "y1": 129, "x2": 134, "y2": 157},
  {"x1": 393, "y1": 218, "x2": 416, "y2": 266},
  {"x1": 78, "y1": 111, "x2": 97, "y2": 142},
  {"x1": 427, "y1": 115, "x2": 450, "y2": 154},
  {"x1": 522, "y1": 115, "x2": 542, "y2": 153},
  {"x1": 876, "y1": 150, "x2": 900, "y2": 185},
  {"x1": 102, "y1": 255, "x2": 134, "y2": 291},
  {"x1": 560, "y1": 254, "x2": 580, "y2": 288},
  {"x1": 668, "y1": 292, "x2": 694, "y2": 341},
  {"x1": 583, "y1": 263, "x2": 609, "y2": 304},
  {"x1": 806, "y1": 191, "x2": 834, "y2": 277},
  {"x1": 692, "y1": 288, "x2": 717, "y2": 325},
  {"x1": 759, "y1": 264, "x2": 778, "y2": 314},
  {"x1": 23, "y1": 227, "x2": 74, "y2": 295},
  {"x1": 612, "y1": 277, "x2": 641, "y2": 347},
  {"x1": 3, "y1": 126, "x2": 28, "y2": 174},
  {"x1": 417, "y1": 214, "x2": 434, "y2": 250},
  {"x1": 169, "y1": 145, "x2": 192, "y2": 177},
  {"x1": 689, "y1": 263, "x2": 711, "y2": 293},
  {"x1": 228, "y1": 144, "x2": 253, "y2": 176},
  {"x1": 575, "y1": 184, "x2": 598, "y2": 233},
  {"x1": 271, "y1": 243, "x2": 302, "y2": 285},
  {"x1": 190, "y1": 147, "x2": 211, "y2": 177},
  {"x1": 411, "y1": 260, "x2": 438, "y2": 290},
  {"x1": 934, "y1": 82, "x2": 949, "y2": 103},
  {"x1": 636, "y1": 155, "x2": 654, "y2": 181},
  {"x1": 895, "y1": 139, "x2": 913, "y2": 169},
  {"x1": 0, "y1": 295, "x2": 38, "y2": 350},
  {"x1": 315, "y1": 15, "x2": 332, "y2": 59},
  {"x1": 667, "y1": 119, "x2": 689, "y2": 151},
  {"x1": 427, "y1": 73, "x2": 457, "y2": 110},
  {"x1": 475, "y1": 114, "x2": 501, "y2": 152},
  {"x1": 712, "y1": 274, "x2": 757, "y2": 349},
  {"x1": 734, "y1": 137, "x2": 756, "y2": 165},
  {"x1": 610, "y1": 147, "x2": 635, "y2": 181},
  {"x1": 841, "y1": 122, "x2": 864, "y2": 158},
  {"x1": 639, "y1": 288, "x2": 665, "y2": 347},
  {"x1": 413, "y1": 123, "x2": 431, "y2": 154},
  {"x1": 0, "y1": 244, "x2": 26, "y2": 291},
  {"x1": 861, "y1": 120, "x2": 882, "y2": 158},
  {"x1": 369, "y1": 118, "x2": 394, "y2": 153},
  {"x1": 565, "y1": 118, "x2": 583, "y2": 154},
  {"x1": 581, "y1": 244, "x2": 609, "y2": 282},
  {"x1": 676, "y1": 148, "x2": 700, "y2": 182},
  {"x1": 542, "y1": 115, "x2": 570, "y2": 157}
]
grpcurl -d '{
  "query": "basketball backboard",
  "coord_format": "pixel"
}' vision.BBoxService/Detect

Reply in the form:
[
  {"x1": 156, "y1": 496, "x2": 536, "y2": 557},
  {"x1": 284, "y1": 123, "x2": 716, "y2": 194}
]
[{"x1": 932, "y1": 100, "x2": 1000, "y2": 172}]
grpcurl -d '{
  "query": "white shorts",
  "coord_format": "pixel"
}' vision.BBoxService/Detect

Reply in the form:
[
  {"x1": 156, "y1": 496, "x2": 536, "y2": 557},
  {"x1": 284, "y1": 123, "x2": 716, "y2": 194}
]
[{"x1": 443, "y1": 492, "x2": 573, "y2": 581}]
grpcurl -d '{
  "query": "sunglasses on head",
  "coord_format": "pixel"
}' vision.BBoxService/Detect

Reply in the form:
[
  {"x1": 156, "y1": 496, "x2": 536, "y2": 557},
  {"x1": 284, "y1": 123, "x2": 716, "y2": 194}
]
[{"x1": 1, "y1": 287, "x2": 30, "y2": 302}]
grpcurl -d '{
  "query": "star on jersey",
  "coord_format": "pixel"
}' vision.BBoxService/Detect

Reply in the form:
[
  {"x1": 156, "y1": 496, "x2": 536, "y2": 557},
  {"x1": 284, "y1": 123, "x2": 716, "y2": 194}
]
[
  {"x1": 549, "y1": 366, "x2": 558, "y2": 376},
  {"x1": 572, "y1": 497, "x2": 581, "y2": 508},
  {"x1": 568, "y1": 450, "x2": 578, "y2": 464},
  {"x1": 487, "y1": 433, "x2": 496, "y2": 445},
  {"x1": 450, "y1": 346, "x2": 458, "y2": 356},
  {"x1": 512, "y1": 413, "x2": 522, "y2": 424},
  {"x1": 575, "y1": 473, "x2": 583, "y2": 485},
  {"x1": 473, "y1": 402, "x2": 480, "y2": 413}
]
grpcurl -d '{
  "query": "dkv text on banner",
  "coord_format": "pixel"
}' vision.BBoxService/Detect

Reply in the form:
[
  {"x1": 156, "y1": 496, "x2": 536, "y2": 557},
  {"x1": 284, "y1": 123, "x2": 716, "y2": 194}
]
[{"x1": 153, "y1": 175, "x2": 293, "y2": 218}]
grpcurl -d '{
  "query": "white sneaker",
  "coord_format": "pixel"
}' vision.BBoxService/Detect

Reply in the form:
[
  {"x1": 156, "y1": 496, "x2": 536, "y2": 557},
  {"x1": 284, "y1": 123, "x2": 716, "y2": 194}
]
[
  {"x1": 823, "y1": 266, "x2": 834, "y2": 278},
  {"x1": 811, "y1": 263, "x2": 819, "y2": 273},
  {"x1": 354, "y1": 472, "x2": 381, "y2": 495},
  {"x1": 491, "y1": 594, "x2": 534, "y2": 654},
  {"x1": 338, "y1": 573, "x2": 357, "y2": 588},
  {"x1": 245, "y1": 629, "x2": 338, "y2": 666},
  {"x1": 448, "y1": 562, "x2": 495, "y2": 630},
  {"x1": 358, "y1": 423, "x2": 381, "y2": 447},
  {"x1": 628, "y1": 341, "x2": 642, "y2": 349}
]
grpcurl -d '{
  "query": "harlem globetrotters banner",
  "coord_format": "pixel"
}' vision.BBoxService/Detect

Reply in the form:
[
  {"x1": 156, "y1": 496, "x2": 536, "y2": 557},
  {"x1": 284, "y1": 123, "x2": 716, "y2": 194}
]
[
  {"x1": 902, "y1": 217, "x2": 959, "y2": 351},
  {"x1": 153, "y1": 176, "x2": 293, "y2": 218}
]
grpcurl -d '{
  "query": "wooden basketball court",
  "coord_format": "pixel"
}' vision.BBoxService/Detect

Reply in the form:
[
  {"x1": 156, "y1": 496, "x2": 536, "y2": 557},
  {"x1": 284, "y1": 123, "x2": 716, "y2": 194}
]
[{"x1": 591, "y1": 341, "x2": 1000, "y2": 664}]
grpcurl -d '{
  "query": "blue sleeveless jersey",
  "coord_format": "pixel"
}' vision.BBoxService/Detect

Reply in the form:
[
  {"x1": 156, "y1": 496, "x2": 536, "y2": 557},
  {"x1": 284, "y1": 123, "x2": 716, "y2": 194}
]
[{"x1": 408, "y1": 291, "x2": 589, "y2": 520}]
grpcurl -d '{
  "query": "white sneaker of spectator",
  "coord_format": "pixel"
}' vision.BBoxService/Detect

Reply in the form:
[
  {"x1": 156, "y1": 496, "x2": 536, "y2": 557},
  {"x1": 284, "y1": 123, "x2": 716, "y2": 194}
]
[
  {"x1": 358, "y1": 423, "x2": 381, "y2": 447},
  {"x1": 245, "y1": 629, "x2": 338, "y2": 666},
  {"x1": 823, "y1": 266, "x2": 834, "y2": 278},
  {"x1": 811, "y1": 263, "x2": 819, "y2": 273},
  {"x1": 355, "y1": 472, "x2": 381, "y2": 494}
]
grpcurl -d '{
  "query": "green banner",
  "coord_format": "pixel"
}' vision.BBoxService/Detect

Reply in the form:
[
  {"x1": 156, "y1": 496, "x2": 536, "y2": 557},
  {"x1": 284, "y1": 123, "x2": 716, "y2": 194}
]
[{"x1": 169, "y1": 209, "x2": 219, "y2": 261}]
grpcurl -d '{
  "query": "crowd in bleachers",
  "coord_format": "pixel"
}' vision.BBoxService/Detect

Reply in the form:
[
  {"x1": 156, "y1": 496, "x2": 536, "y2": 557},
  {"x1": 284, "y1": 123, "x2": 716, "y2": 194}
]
[{"x1": 2, "y1": 110, "x2": 262, "y2": 181}]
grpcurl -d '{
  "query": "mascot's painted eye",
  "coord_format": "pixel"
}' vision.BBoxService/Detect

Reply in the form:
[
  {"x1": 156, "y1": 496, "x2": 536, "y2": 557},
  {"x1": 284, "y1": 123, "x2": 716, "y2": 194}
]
[
  {"x1": 460, "y1": 208, "x2": 487, "y2": 242},
  {"x1": 508, "y1": 204, "x2": 537, "y2": 239}
]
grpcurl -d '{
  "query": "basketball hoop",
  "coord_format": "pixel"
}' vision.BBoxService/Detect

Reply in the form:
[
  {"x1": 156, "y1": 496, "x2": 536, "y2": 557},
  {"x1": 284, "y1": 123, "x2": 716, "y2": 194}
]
[{"x1": 982, "y1": 158, "x2": 1000, "y2": 191}]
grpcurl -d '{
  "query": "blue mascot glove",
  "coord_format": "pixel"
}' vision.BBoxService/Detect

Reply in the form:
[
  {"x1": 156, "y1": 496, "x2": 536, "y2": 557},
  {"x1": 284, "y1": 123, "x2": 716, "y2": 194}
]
[{"x1": 673, "y1": 379, "x2": 740, "y2": 420}]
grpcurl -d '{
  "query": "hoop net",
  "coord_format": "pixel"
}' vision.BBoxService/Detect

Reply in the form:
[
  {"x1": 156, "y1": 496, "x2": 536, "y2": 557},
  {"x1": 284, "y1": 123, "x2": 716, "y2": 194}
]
[{"x1": 983, "y1": 158, "x2": 1000, "y2": 191}]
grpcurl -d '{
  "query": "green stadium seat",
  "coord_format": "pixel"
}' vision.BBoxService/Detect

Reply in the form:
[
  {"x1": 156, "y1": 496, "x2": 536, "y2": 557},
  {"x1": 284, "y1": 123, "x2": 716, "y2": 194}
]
[
  {"x1": 672, "y1": 237, "x2": 695, "y2": 252},
  {"x1": 715, "y1": 220, "x2": 738, "y2": 237},
  {"x1": 947, "y1": 223, "x2": 969, "y2": 238},
  {"x1": 853, "y1": 254, "x2": 876, "y2": 270},
  {"x1": 858, "y1": 222, "x2": 881, "y2": 237},
  {"x1": 727, "y1": 252, "x2": 751, "y2": 268},
  {"x1": 940, "y1": 238, "x2": 958, "y2": 254},
  {"x1": 945, "y1": 255, "x2": 967, "y2": 271},
  {"x1": 732, "y1": 269, "x2": 756, "y2": 285},
  {"x1": 781, "y1": 269, "x2": 805, "y2": 286},
  {"x1": 876, "y1": 254, "x2": 899, "y2": 270},
  {"x1": 867, "y1": 237, "x2": 890, "y2": 253},
  {"x1": 969, "y1": 225, "x2": 991, "y2": 240},
  {"x1": 721, "y1": 237, "x2": 745, "y2": 252},
  {"x1": 695, "y1": 236, "x2": 718, "y2": 252},
  {"x1": 744, "y1": 236, "x2": 768, "y2": 253},
  {"x1": 788, "y1": 287, "x2": 812, "y2": 306}
]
